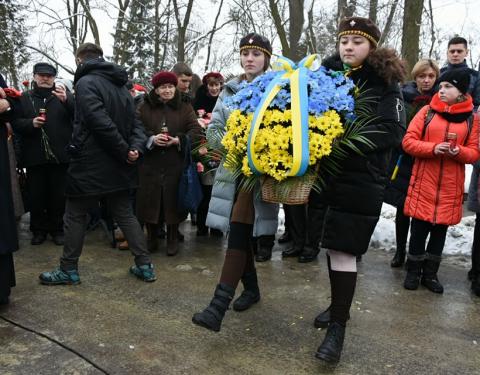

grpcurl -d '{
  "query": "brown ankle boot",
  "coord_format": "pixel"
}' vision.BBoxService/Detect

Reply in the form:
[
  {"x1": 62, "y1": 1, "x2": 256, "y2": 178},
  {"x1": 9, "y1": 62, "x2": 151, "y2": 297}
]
[
  {"x1": 146, "y1": 224, "x2": 159, "y2": 252},
  {"x1": 167, "y1": 224, "x2": 179, "y2": 256}
]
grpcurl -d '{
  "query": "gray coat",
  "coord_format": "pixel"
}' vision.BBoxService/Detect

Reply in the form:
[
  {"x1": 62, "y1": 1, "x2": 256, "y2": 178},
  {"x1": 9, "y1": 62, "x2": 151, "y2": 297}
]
[
  {"x1": 205, "y1": 77, "x2": 279, "y2": 236},
  {"x1": 467, "y1": 161, "x2": 480, "y2": 212}
]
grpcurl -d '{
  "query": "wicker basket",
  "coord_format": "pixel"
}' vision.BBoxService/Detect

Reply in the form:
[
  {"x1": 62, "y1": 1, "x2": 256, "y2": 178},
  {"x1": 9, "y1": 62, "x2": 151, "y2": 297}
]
[{"x1": 261, "y1": 175, "x2": 316, "y2": 205}]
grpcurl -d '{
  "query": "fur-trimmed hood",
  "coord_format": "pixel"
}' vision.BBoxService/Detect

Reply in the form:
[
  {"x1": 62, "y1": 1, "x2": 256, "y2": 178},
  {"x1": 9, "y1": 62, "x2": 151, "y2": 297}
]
[{"x1": 322, "y1": 48, "x2": 406, "y2": 85}]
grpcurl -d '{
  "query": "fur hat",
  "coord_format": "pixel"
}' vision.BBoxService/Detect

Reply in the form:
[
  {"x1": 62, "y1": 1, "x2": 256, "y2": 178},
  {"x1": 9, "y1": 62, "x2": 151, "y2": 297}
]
[
  {"x1": 438, "y1": 69, "x2": 470, "y2": 95},
  {"x1": 33, "y1": 62, "x2": 57, "y2": 76},
  {"x1": 239, "y1": 33, "x2": 272, "y2": 57},
  {"x1": 202, "y1": 72, "x2": 224, "y2": 85},
  {"x1": 338, "y1": 17, "x2": 381, "y2": 47},
  {"x1": 151, "y1": 71, "x2": 178, "y2": 88}
]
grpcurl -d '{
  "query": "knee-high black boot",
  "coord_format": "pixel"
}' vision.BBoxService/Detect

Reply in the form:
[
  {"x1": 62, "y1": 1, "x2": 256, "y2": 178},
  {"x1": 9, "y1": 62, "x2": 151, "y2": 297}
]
[
  {"x1": 232, "y1": 271, "x2": 260, "y2": 311},
  {"x1": 315, "y1": 269, "x2": 356, "y2": 363},
  {"x1": 192, "y1": 283, "x2": 235, "y2": 332}
]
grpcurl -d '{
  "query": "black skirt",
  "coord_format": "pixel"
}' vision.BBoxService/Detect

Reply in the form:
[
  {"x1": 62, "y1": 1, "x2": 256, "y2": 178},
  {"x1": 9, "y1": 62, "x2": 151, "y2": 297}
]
[{"x1": 0, "y1": 253, "x2": 16, "y2": 298}]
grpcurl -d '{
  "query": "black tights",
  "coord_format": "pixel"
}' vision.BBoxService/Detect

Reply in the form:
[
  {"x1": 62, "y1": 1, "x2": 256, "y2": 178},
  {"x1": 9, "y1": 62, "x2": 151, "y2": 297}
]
[
  {"x1": 395, "y1": 208, "x2": 411, "y2": 252},
  {"x1": 408, "y1": 218, "x2": 448, "y2": 259}
]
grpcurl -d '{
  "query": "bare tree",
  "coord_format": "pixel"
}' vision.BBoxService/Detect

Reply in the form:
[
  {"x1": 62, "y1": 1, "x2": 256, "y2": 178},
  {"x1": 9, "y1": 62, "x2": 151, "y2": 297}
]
[
  {"x1": 78, "y1": 0, "x2": 101, "y2": 46},
  {"x1": 204, "y1": 0, "x2": 225, "y2": 72},
  {"x1": 112, "y1": 0, "x2": 131, "y2": 64},
  {"x1": 369, "y1": 0, "x2": 378, "y2": 24},
  {"x1": 378, "y1": 0, "x2": 400, "y2": 47},
  {"x1": 172, "y1": 0, "x2": 194, "y2": 62},
  {"x1": 401, "y1": 0, "x2": 424, "y2": 75},
  {"x1": 337, "y1": 0, "x2": 356, "y2": 26}
]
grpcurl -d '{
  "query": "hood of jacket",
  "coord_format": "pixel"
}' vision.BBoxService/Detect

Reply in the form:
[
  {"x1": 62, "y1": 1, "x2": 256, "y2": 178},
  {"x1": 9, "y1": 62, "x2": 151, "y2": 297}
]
[{"x1": 74, "y1": 57, "x2": 128, "y2": 86}]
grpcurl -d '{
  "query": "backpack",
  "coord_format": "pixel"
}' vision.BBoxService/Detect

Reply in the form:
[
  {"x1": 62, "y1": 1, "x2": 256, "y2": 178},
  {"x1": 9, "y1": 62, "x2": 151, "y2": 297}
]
[{"x1": 391, "y1": 107, "x2": 475, "y2": 181}]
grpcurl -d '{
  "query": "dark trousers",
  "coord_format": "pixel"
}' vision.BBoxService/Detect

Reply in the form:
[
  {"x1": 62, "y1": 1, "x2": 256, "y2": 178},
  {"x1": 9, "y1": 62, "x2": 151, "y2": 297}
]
[
  {"x1": 284, "y1": 204, "x2": 307, "y2": 249},
  {"x1": 395, "y1": 208, "x2": 411, "y2": 252},
  {"x1": 26, "y1": 164, "x2": 68, "y2": 235},
  {"x1": 0, "y1": 253, "x2": 15, "y2": 299},
  {"x1": 60, "y1": 191, "x2": 151, "y2": 271},
  {"x1": 471, "y1": 213, "x2": 480, "y2": 275},
  {"x1": 197, "y1": 184, "x2": 212, "y2": 230},
  {"x1": 408, "y1": 218, "x2": 448, "y2": 259}
]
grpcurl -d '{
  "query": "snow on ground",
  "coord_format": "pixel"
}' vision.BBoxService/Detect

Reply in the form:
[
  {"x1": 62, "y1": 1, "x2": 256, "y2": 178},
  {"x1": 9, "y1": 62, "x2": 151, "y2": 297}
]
[
  {"x1": 278, "y1": 203, "x2": 475, "y2": 257},
  {"x1": 371, "y1": 204, "x2": 475, "y2": 256}
]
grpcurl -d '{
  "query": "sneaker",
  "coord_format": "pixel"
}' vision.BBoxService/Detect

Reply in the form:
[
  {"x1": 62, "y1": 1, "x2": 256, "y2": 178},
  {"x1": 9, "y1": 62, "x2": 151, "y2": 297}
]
[
  {"x1": 130, "y1": 264, "x2": 157, "y2": 282},
  {"x1": 39, "y1": 268, "x2": 81, "y2": 285}
]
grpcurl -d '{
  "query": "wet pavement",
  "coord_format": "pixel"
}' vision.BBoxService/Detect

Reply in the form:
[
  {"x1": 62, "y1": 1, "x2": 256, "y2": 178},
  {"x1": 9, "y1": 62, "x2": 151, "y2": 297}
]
[{"x1": 1, "y1": 217, "x2": 480, "y2": 374}]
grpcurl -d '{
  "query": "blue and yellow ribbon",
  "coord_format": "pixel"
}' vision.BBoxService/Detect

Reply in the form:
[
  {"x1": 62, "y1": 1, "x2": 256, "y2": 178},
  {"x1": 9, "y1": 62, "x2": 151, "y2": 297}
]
[{"x1": 247, "y1": 54, "x2": 318, "y2": 177}]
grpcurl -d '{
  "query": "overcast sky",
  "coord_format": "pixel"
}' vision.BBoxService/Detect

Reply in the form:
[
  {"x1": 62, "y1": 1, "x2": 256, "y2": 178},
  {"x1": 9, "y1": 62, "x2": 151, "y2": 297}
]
[{"x1": 25, "y1": 0, "x2": 480, "y2": 79}]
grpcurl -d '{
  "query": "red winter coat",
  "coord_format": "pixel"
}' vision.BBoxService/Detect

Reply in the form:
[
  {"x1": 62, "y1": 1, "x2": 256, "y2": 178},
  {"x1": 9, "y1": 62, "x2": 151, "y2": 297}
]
[{"x1": 403, "y1": 94, "x2": 480, "y2": 225}]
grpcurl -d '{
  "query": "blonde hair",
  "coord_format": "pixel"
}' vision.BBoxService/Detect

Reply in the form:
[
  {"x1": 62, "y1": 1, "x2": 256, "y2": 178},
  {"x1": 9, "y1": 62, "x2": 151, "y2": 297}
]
[{"x1": 411, "y1": 59, "x2": 440, "y2": 80}]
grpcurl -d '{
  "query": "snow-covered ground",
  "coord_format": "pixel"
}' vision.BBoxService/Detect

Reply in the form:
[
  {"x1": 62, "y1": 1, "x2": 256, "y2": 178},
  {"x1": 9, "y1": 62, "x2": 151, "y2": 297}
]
[{"x1": 278, "y1": 202, "x2": 476, "y2": 257}]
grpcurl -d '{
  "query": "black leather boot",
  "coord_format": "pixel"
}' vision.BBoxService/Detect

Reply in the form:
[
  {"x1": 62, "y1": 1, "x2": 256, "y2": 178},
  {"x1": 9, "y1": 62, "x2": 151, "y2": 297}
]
[
  {"x1": 472, "y1": 275, "x2": 480, "y2": 297},
  {"x1": 390, "y1": 247, "x2": 406, "y2": 268},
  {"x1": 313, "y1": 306, "x2": 350, "y2": 328},
  {"x1": 192, "y1": 283, "x2": 235, "y2": 332},
  {"x1": 298, "y1": 245, "x2": 320, "y2": 263},
  {"x1": 315, "y1": 322, "x2": 346, "y2": 363},
  {"x1": 166, "y1": 224, "x2": 179, "y2": 256},
  {"x1": 233, "y1": 271, "x2": 260, "y2": 311},
  {"x1": 255, "y1": 235, "x2": 274, "y2": 262},
  {"x1": 421, "y1": 257, "x2": 444, "y2": 294},
  {"x1": 404, "y1": 258, "x2": 423, "y2": 290}
]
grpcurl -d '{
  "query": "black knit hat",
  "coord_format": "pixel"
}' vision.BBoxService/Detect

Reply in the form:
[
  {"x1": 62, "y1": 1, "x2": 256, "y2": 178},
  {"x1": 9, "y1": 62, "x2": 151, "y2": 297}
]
[
  {"x1": 338, "y1": 17, "x2": 381, "y2": 47},
  {"x1": 239, "y1": 33, "x2": 272, "y2": 57},
  {"x1": 438, "y1": 68, "x2": 470, "y2": 95}
]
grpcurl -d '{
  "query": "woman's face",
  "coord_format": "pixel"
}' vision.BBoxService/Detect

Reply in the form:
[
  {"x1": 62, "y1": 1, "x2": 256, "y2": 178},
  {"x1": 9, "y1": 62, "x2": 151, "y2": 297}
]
[
  {"x1": 339, "y1": 35, "x2": 372, "y2": 67},
  {"x1": 240, "y1": 48, "x2": 266, "y2": 80},
  {"x1": 155, "y1": 83, "x2": 176, "y2": 101},
  {"x1": 438, "y1": 81, "x2": 462, "y2": 105},
  {"x1": 415, "y1": 67, "x2": 437, "y2": 94},
  {"x1": 207, "y1": 81, "x2": 222, "y2": 97}
]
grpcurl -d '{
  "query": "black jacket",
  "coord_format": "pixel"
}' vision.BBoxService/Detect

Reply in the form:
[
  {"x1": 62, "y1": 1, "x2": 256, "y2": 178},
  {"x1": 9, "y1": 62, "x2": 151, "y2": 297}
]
[
  {"x1": 12, "y1": 84, "x2": 74, "y2": 167},
  {"x1": 66, "y1": 58, "x2": 147, "y2": 197},
  {"x1": 310, "y1": 52, "x2": 406, "y2": 255},
  {"x1": 384, "y1": 81, "x2": 432, "y2": 208},
  {"x1": 0, "y1": 74, "x2": 18, "y2": 254},
  {"x1": 193, "y1": 85, "x2": 218, "y2": 113}
]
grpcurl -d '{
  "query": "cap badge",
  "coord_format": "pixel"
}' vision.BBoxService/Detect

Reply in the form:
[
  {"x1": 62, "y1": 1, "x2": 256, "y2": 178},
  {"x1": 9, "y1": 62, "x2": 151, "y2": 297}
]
[
  {"x1": 249, "y1": 38, "x2": 254, "y2": 44},
  {"x1": 350, "y1": 20, "x2": 356, "y2": 27}
]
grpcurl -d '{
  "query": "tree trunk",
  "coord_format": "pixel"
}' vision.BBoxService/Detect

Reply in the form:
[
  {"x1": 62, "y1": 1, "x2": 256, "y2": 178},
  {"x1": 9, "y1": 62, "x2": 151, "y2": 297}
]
[
  {"x1": 112, "y1": 0, "x2": 131, "y2": 64},
  {"x1": 306, "y1": 0, "x2": 317, "y2": 53},
  {"x1": 401, "y1": 0, "x2": 424, "y2": 76},
  {"x1": 368, "y1": 0, "x2": 378, "y2": 24},
  {"x1": 78, "y1": 0, "x2": 101, "y2": 47},
  {"x1": 288, "y1": 0, "x2": 305, "y2": 61},
  {"x1": 269, "y1": 0, "x2": 290, "y2": 57},
  {"x1": 337, "y1": 0, "x2": 356, "y2": 27},
  {"x1": 173, "y1": 0, "x2": 194, "y2": 62}
]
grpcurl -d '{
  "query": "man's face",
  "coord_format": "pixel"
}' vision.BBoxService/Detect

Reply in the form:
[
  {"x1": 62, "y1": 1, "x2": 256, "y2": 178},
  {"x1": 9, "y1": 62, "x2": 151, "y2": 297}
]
[
  {"x1": 447, "y1": 43, "x2": 468, "y2": 65},
  {"x1": 33, "y1": 73, "x2": 55, "y2": 88},
  {"x1": 177, "y1": 74, "x2": 192, "y2": 93}
]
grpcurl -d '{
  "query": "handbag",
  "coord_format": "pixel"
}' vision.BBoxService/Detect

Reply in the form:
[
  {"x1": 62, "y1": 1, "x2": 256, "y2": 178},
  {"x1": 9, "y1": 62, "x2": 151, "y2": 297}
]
[{"x1": 177, "y1": 137, "x2": 203, "y2": 213}]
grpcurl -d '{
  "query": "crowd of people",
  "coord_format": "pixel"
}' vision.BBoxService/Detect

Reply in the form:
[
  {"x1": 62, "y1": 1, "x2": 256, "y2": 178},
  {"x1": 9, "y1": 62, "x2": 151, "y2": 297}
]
[{"x1": 1, "y1": 17, "x2": 480, "y2": 364}]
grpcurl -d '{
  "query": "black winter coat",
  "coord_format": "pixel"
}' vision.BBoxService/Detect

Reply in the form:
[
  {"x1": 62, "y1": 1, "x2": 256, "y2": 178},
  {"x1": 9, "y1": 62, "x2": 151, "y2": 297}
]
[
  {"x1": 0, "y1": 74, "x2": 19, "y2": 254},
  {"x1": 384, "y1": 81, "x2": 432, "y2": 208},
  {"x1": 12, "y1": 85, "x2": 74, "y2": 167},
  {"x1": 66, "y1": 58, "x2": 147, "y2": 197},
  {"x1": 310, "y1": 52, "x2": 406, "y2": 255},
  {"x1": 193, "y1": 85, "x2": 218, "y2": 113}
]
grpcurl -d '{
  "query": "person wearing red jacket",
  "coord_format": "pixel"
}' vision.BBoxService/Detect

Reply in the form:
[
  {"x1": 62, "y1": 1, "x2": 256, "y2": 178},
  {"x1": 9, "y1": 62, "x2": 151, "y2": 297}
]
[{"x1": 402, "y1": 68, "x2": 480, "y2": 293}]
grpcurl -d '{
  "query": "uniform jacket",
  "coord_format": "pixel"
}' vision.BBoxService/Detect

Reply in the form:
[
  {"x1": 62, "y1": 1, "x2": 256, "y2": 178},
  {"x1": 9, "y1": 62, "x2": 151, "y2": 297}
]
[
  {"x1": 66, "y1": 57, "x2": 146, "y2": 197},
  {"x1": 311, "y1": 50, "x2": 406, "y2": 255},
  {"x1": 403, "y1": 94, "x2": 480, "y2": 225}
]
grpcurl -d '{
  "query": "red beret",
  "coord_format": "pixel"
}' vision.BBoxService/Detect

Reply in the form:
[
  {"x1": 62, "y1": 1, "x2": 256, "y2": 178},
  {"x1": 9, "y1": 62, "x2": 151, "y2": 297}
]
[
  {"x1": 151, "y1": 71, "x2": 178, "y2": 88},
  {"x1": 202, "y1": 72, "x2": 224, "y2": 85}
]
